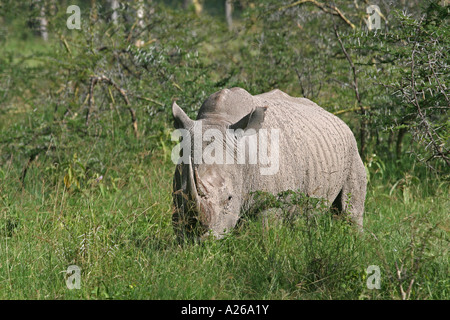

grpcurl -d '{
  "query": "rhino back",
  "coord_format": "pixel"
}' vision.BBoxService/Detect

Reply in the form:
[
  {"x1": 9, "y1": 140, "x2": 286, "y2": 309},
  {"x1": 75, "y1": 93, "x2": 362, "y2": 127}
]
[{"x1": 250, "y1": 89, "x2": 358, "y2": 203}]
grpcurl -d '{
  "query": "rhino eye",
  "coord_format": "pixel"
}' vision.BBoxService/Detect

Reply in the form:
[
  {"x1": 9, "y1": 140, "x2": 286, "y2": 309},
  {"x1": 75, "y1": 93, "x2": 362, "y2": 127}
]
[{"x1": 228, "y1": 196, "x2": 232, "y2": 201}]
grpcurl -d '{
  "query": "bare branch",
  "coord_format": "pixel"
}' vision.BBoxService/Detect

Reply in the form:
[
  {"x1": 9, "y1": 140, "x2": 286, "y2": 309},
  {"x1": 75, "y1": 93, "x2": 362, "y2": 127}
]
[
  {"x1": 333, "y1": 24, "x2": 367, "y2": 158},
  {"x1": 333, "y1": 106, "x2": 370, "y2": 115},
  {"x1": 279, "y1": 0, "x2": 355, "y2": 29},
  {"x1": 85, "y1": 75, "x2": 138, "y2": 138}
]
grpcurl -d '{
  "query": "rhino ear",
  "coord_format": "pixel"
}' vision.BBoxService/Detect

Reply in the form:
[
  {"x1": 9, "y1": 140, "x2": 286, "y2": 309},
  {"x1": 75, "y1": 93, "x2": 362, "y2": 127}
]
[
  {"x1": 229, "y1": 106, "x2": 267, "y2": 137},
  {"x1": 172, "y1": 101, "x2": 194, "y2": 129}
]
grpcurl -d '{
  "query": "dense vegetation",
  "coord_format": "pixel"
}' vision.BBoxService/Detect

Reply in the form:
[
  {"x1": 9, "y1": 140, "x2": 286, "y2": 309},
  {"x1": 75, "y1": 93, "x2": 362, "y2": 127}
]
[{"x1": 0, "y1": 0, "x2": 448, "y2": 299}]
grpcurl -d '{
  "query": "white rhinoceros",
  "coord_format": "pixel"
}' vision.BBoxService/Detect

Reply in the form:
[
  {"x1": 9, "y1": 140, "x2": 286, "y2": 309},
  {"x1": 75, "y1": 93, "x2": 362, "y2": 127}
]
[{"x1": 172, "y1": 87, "x2": 367, "y2": 240}]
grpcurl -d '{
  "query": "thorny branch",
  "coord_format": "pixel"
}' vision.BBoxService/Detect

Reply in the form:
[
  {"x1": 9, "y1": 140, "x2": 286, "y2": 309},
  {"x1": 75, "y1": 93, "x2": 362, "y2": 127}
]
[
  {"x1": 333, "y1": 23, "x2": 367, "y2": 158},
  {"x1": 279, "y1": 0, "x2": 355, "y2": 29},
  {"x1": 86, "y1": 75, "x2": 138, "y2": 138}
]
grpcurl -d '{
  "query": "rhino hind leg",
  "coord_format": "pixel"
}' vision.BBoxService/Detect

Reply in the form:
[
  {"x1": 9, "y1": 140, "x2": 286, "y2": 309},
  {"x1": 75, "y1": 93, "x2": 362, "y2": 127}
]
[{"x1": 332, "y1": 154, "x2": 367, "y2": 231}]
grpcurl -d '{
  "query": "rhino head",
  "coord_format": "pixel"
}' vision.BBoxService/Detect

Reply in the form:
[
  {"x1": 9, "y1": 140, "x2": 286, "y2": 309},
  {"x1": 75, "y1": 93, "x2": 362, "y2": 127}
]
[{"x1": 171, "y1": 100, "x2": 267, "y2": 240}]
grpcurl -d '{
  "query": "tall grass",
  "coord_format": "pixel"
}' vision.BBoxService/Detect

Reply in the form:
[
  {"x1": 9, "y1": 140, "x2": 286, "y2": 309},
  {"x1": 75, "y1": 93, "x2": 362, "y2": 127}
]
[
  {"x1": 1, "y1": 138, "x2": 448, "y2": 299},
  {"x1": 0, "y1": 2, "x2": 448, "y2": 300}
]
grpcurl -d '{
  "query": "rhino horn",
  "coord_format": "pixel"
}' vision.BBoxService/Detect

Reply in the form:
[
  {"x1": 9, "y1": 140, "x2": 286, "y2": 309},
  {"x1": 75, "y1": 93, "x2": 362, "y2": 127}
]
[
  {"x1": 185, "y1": 158, "x2": 200, "y2": 212},
  {"x1": 193, "y1": 168, "x2": 209, "y2": 197}
]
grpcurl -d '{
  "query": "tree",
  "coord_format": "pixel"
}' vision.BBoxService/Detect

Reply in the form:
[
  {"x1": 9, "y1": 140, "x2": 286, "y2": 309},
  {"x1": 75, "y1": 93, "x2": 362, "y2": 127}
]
[
  {"x1": 183, "y1": 0, "x2": 202, "y2": 16},
  {"x1": 109, "y1": 0, "x2": 119, "y2": 25},
  {"x1": 225, "y1": 0, "x2": 233, "y2": 30},
  {"x1": 32, "y1": 0, "x2": 48, "y2": 41}
]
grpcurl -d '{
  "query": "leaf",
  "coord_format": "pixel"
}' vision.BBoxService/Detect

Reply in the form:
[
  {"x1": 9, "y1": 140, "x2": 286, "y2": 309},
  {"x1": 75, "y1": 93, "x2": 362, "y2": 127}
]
[{"x1": 64, "y1": 173, "x2": 71, "y2": 189}]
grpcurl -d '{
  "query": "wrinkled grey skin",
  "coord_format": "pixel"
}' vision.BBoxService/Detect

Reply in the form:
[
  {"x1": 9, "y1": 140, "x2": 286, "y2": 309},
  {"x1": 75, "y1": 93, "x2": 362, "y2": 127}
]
[{"x1": 172, "y1": 87, "x2": 367, "y2": 240}]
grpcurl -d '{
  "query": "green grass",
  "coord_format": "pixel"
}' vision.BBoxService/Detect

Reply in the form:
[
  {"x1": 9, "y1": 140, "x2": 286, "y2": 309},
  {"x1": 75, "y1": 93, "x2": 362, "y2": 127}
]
[
  {"x1": 0, "y1": 4, "x2": 448, "y2": 299},
  {"x1": 0, "y1": 138, "x2": 448, "y2": 299}
]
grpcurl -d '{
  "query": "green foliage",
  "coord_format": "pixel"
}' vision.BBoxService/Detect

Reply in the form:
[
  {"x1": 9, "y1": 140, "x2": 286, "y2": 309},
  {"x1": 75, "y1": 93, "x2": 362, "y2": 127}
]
[
  {"x1": 1, "y1": 158, "x2": 447, "y2": 299},
  {"x1": 0, "y1": 0, "x2": 448, "y2": 300},
  {"x1": 345, "y1": 2, "x2": 449, "y2": 168}
]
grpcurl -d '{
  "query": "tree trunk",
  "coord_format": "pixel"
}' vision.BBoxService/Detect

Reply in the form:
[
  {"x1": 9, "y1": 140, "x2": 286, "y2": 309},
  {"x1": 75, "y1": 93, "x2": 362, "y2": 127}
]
[
  {"x1": 91, "y1": 0, "x2": 97, "y2": 21},
  {"x1": 360, "y1": 120, "x2": 366, "y2": 160},
  {"x1": 135, "y1": 0, "x2": 147, "y2": 47},
  {"x1": 137, "y1": 0, "x2": 145, "y2": 29},
  {"x1": 387, "y1": 129, "x2": 394, "y2": 159},
  {"x1": 192, "y1": 0, "x2": 202, "y2": 15},
  {"x1": 225, "y1": 0, "x2": 233, "y2": 30},
  {"x1": 110, "y1": 0, "x2": 119, "y2": 25},
  {"x1": 34, "y1": 0, "x2": 48, "y2": 41},
  {"x1": 396, "y1": 127, "x2": 407, "y2": 159}
]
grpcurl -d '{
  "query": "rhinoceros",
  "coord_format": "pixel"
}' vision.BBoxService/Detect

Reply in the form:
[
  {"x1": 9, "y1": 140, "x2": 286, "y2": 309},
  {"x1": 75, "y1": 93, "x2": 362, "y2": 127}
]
[{"x1": 171, "y1": 87, "x2": 367, "y2": 240}]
